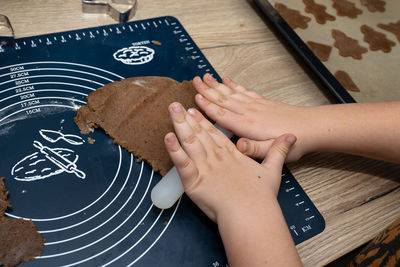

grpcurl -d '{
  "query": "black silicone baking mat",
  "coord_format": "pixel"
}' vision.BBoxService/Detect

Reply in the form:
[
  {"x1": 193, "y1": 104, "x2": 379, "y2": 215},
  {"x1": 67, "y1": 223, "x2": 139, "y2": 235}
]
[{"x1": 0, "y1": 16, "x2": 324, "y2": 266}]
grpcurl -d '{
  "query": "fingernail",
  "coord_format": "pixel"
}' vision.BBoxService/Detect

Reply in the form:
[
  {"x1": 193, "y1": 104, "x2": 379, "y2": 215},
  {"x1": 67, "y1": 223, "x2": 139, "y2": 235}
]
[
  {"x1": 239, "y1": 140, "x2": 248, "y2": 152},
  {"x1": 224, "y1": 77, "x2": 231, "y2": 82},
  {"x1": 187, "y1": 108, "x2": 196, "y2": 116},
  {"x1": 285, "y1": 135, "x2": 297, "y2": 145},
  {"x1": 193, "y1": 76, "x2": 201, "y2": 83},
  {"x1": 205, "y1": 73, "x2": 214, "y2": 81},
  {"x1": 172, "y1": 103, "x2": 182, "y2": 113},
  {"x1": 196, "y1": 94, "x2": 204, "y2": 101},
  {"x1": 165, "y1": 133, "x2": 174, "y2": 143}
]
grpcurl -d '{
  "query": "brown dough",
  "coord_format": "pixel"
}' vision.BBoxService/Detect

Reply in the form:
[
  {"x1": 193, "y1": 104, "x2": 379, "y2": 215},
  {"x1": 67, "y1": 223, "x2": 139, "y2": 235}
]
[
  {"x1": 334, "y1": 70, "x2": 360, "y2": 92},
  {"x1": 74, "y1": 77, "x2": 198, "y2": 176},
  {"x1": 378, "y1": 21, "x2": 400, "y2": 43},
  {"x1": 332, "y1": 0, "x2": 362, "y2": 19},
  {"x1": 0, "y1": 178, "x2": 11, "y2": 215},
  {"x1": 0, "y1": 178, "x2": 45, "y2": 267},
  {"x1": 361, "y1": 25, "x2": 396, "y2": 53},
  {"x1": 151, "y1": 40, "x2": 162, "y2": 46},
  {"x1": 360, "y1": 0, "x2": 385, "y2": 12},
  {"x1": 303, "y1": 0, "x2": 336, "y2": 24},
  {"x1": 332, "y1": 29, "x2": 368, "y2": 59},
  {"x1": 306, "y1": 41, "x2": 332, "y2": 61},
  {"x1": 274, "y1": 3, "x2": 311, "y2": 29}
]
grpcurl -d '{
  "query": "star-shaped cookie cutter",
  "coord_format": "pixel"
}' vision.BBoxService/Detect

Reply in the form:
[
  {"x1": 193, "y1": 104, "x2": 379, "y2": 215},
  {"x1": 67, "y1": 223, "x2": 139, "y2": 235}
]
[
  {"x1": 0, "y1": 14, "x2": 15, "y2": 47},
  {"x1": 82, "y1": 0, "x2": 137, "y2": 23}
]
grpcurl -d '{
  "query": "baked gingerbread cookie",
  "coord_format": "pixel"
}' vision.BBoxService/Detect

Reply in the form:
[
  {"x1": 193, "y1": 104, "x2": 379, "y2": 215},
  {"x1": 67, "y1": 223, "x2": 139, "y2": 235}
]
[
  {"x1": 360, "y1": 0, "x2": 385, "y2": 13},
  {"x1": 334, "y1": 70, "x2": 360, "y2": 92},
  {"x1": 332, "y1": 29, "x2": 368, "y2": 59},
  {"x1": 332, "y1": 0, "x2": 363, "y2": 19},
  {"x1": 307, "y1": 41, "x2": 333, "y2": 61},
  {"x1": 303, "y1": 0, "x2": 336, "y2": 24},
  {"x1": 378, "y1": 21, "x2": 400, "y2": 42},
  {"x1": 274, "y1": 3, "x2": 312, "y2": 29},
  {"x1": 361, "y1": 25, "x2": 396, "y2": 53}
]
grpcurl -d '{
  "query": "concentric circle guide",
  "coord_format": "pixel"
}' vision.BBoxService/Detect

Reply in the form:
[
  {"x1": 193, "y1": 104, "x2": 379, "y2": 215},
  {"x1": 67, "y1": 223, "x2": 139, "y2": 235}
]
[{"x1": 0, "y1": 61, "x2": 180, "y2": 266}]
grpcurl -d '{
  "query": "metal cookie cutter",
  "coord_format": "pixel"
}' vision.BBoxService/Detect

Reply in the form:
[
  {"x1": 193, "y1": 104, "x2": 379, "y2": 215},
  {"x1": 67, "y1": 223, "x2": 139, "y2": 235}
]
[
  {"x1": 82, "y1": 0, "x2": 137, "y2": 23},
  {"x1": 0, "y1": 14, "x2": 15, "y2": 47}
]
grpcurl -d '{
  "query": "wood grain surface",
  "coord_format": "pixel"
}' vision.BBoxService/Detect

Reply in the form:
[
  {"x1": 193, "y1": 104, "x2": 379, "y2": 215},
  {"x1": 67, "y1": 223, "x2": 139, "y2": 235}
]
[{"x1": 1, "y1": 0, "x2": 399, "y2": 266}]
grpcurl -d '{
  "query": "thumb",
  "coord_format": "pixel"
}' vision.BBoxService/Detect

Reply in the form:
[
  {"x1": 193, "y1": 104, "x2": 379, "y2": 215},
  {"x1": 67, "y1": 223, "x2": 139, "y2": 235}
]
[
  {"x1": 236, "y1": 138, "x2": 274, "y2": 159},
  {"x1": 261, "y1": 134, "x2": 297, "y2": 167}
]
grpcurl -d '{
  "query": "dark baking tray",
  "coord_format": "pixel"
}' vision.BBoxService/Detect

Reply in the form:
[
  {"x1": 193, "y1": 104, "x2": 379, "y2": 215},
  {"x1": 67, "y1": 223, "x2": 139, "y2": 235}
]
[{"x1": 254, "y1": 0, "x2": 356, "y2": 104}]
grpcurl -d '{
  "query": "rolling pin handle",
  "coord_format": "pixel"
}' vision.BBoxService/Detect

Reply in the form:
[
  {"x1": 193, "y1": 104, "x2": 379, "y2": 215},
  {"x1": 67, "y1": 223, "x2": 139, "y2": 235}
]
[
  {"x1": 151, "y1": 124, "x2": 232, "y2": 209},
  {"x1": 151, "y1": 167, "x2": 184, "y2": 209}
]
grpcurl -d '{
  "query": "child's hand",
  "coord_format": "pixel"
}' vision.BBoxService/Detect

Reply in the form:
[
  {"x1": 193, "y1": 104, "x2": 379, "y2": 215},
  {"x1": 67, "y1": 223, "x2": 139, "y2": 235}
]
[
  {"x1": 192, "y1": 74, "x2": 312, "y2": 162},
  {"x1": 164, "y1": 102, "x2": 302, "y2": 266},
  {"x1": 164, "y1": 102, "x2": 296, "y2": 222}
]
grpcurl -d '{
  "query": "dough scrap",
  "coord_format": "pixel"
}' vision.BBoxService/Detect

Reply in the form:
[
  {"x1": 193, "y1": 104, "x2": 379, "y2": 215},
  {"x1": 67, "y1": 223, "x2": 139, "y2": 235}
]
[
  {"x1": 74, "y1": 76, "x2": 198, "y2": 176},
  {"x1": 0, "y1": 178, "x2": 45, "y2": 267}
]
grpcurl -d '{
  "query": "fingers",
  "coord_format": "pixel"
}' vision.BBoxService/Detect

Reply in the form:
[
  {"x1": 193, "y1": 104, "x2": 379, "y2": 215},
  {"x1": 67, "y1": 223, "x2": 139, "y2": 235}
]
[
  {"x1": 187, "y1": 108, "x2": 235, "y2": 150},
  {"x1": 193, "y1": 75, "x2": 267, "y2": 133},
  {"x1": 169, "y1": 102, "x2": 207, "y2": 161},
  {"x1": 222, "y1": 77, "x2": 263, "y2": 99},
  {"x1": 169, "y1": 102, "x2": 233, "y2": 163},
  {"x1": 164, "y1": 133, "x2": 198, "y2": 185},
  {"x1": 202, "y1": 74, "x2": 233, "y2": 95},
  {"x1": 236, "y1": 138, "x2": 273, "y2": 159},
  {"x1": 195, "y1": 93, "x2": 239, "y2": 126},
  {"x1": 261, "y1": 134, "x2": 297, "y2": 167},
  {"x1": 222, "y1": 77, "x2": 248, "y2": 93},
  {"x1": 193, "y1": 75, "x2": 250, "y2": 113},
  {"x1": 185, "y1": 108, "x2": 220, "y2": 151}
]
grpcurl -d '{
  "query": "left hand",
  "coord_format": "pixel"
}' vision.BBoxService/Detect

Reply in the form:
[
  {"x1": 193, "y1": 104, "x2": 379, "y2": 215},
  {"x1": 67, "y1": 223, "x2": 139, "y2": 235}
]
[
  {"x1": 164, "y1": 102, "x2": 297, "y2": 223},
  {"x1": 192, "y1": 74, "x2": 308, "y2": 162}
]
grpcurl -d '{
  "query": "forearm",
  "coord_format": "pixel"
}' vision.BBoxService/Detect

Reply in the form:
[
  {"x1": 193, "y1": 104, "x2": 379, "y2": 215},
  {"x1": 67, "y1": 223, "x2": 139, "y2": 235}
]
[
  {"x1": 300, "y1": 102, "x2": 400, "y2": 163},
  {"x1": 217, "y1": 196, "x2": 302, "y2": 267}
]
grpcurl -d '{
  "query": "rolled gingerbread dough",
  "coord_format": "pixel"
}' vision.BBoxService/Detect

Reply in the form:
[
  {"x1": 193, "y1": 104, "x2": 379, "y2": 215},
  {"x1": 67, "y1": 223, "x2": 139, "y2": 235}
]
[{"x1": 74, "y1": 76, "x2": 198, "y2": 176}]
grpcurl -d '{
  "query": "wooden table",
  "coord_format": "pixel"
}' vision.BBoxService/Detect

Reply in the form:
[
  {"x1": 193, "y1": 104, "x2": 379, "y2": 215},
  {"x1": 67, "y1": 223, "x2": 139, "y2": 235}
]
[{"x1": 2, "y1": 0, "x2": 400, "y2": 266}]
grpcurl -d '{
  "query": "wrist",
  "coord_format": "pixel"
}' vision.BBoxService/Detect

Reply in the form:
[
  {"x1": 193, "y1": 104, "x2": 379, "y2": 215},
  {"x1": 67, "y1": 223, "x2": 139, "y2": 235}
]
[
  {"x1": 215, "y1": 191, "x2": 278, "y2": 227},
  {"x1": 286, "y1": 106, "x2": 321, "y2": 160},
  {"x1": 216, "y1": 195, "x2": 302, "y2": 266}
]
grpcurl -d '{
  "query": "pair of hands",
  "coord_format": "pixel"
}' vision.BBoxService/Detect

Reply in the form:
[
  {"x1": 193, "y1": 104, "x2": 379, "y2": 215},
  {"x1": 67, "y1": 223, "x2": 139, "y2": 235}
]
[
  {"x1": 163, "y1": 74, "x2": 400, "y2": 266},
  {"x1": 164, "y1": 73, "x2": 298, "y2": 223}
]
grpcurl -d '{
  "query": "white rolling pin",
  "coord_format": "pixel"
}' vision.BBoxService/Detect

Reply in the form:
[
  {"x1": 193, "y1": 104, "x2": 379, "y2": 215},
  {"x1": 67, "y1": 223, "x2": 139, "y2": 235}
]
[{"x1": 151, "y1": 124, "x2": 233, "y2": 209}]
